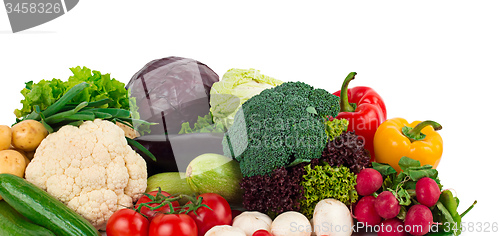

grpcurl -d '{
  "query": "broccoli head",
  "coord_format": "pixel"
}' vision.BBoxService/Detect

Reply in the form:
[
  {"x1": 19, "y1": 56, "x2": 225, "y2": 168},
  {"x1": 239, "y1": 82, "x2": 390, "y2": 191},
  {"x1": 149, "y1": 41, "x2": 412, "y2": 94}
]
[{"x1": 222, "y1": 81, "x2": 341, "y2": 177}]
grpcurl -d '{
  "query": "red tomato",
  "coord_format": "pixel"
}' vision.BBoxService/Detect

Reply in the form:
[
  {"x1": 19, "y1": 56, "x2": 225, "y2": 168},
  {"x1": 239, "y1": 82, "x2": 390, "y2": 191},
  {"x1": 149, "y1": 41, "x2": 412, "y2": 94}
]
[
  {"x1": 135, "y1": 190, "x2": 180, "y2": 219},
  {"x1": 149, "y1": 213, "x2": 197, "y2": 236},
  {"x1": 186, "y1": 193, "x2": 232, "y2": 236},
  {"x1": 106, "y1": 208, "x2": 149, "y2": 236},
  {"x1": 252, "y1": 229, "x2": 273, "y2": 236}
]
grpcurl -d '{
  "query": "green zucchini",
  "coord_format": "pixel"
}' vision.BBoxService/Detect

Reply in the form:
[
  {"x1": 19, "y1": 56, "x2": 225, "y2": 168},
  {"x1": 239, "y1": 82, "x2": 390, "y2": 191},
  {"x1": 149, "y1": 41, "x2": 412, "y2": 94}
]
[
  {"x1": 0, "y1": 174, "x2": 99, "y2": 236},
  {"x1": 0, "y1": 200, "x2": 55, "y2": 236}
]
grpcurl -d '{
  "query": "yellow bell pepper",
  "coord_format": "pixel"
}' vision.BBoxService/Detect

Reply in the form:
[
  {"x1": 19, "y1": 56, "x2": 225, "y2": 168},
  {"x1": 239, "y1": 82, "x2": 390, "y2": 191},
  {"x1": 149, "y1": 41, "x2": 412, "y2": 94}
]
[{"x1": 373, "y1": 118, "x2": 443, "y2": 172}]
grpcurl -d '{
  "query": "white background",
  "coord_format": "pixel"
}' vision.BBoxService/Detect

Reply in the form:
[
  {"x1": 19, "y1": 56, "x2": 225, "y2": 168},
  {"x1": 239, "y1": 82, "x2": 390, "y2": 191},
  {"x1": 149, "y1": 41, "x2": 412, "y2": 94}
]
[{"x1": 1, "y1": 1, "x2": 499, "y2": 234}]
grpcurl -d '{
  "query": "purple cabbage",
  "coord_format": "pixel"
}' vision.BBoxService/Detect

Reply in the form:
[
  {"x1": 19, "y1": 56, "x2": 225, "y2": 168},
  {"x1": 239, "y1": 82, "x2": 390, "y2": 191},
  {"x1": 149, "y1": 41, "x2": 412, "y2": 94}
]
[{"x1": 126, "y1": 57, "x2": 219, "y2": 135}]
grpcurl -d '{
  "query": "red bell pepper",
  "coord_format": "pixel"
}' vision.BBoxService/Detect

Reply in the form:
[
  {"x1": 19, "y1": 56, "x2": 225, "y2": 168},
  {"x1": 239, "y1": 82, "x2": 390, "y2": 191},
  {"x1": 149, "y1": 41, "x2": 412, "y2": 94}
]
[{"x1": 332, "y1": 72, "x2": 387, "y2": 162}]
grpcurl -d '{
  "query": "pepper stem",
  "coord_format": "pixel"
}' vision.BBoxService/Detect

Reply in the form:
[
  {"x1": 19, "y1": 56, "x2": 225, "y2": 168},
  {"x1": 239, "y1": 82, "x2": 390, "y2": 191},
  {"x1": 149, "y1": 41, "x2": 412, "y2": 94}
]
[
  {"x1": 402, "y1": 120, "x2": 442, "y2": 142},
  {"x1": 340, "y1": 72, "x2": 358, "y2": 112}
]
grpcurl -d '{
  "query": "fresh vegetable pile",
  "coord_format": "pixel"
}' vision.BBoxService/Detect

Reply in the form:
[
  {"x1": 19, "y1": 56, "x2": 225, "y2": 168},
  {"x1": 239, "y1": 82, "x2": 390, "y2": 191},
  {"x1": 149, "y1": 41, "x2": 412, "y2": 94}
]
[{"x1": 0, "y1": 57, "x2": 477, "y2": 236}]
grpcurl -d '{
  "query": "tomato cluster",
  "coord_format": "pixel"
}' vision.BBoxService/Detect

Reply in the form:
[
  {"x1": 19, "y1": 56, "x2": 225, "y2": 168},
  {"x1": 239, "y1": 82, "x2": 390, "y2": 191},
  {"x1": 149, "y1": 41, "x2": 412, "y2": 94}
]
[{"x1": 106, "y1": 191, "x2": 232, "y2": 236}]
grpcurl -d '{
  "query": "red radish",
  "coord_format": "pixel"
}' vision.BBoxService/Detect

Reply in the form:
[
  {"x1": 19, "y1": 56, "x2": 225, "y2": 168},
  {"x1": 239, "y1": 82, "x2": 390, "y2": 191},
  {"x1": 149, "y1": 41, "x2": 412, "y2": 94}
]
[
  {"x1": 354, "y1": 196, "x2": 381, "y2": 226},
  {"x1": 253, "y1": 229, "x2": 273, "y2": 236},
  {"x1": 404, "y1": 205, "x2": 433, "y2": 236},
  {"x1": 374, "y1": 191, "x2": 401, "y2": 219},
  {"x1": 378, "y1": 218, "x2": 407, "y2": 236},
  {"x1": 355, "y1": 168, "x2": 383, "y2": 196},
  {"x1": 415, "y1": 177, "x2": 440, "y2": 207}
]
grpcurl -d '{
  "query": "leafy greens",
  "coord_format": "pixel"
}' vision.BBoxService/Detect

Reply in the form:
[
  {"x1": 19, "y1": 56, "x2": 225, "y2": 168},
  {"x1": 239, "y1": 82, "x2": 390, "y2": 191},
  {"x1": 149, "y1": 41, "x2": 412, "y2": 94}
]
[{"x1": 15, "y1": 66, "x2": 134, "y2": 119}]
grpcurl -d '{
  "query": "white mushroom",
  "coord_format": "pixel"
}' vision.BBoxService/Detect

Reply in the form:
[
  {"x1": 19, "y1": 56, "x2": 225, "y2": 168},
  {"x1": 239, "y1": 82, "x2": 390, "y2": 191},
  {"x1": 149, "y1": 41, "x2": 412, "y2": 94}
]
[
  {"x1": 312, "y1": 199, "x2": 353, "y2": 236},
  {"x1": 271, "y1": 211, "x2": 311, "y2": 236},
  {"x1": 233, "y1": 211, "x2": 273, "y2": 236},
  {"x1": 204, "y1": 225, "x2": 246, "y2": 236}
]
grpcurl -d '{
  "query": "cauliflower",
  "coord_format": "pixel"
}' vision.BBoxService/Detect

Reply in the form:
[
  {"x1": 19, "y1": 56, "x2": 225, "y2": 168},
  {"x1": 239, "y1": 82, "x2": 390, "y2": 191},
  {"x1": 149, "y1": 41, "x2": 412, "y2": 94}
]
[{"x1": 25, "y1": 119, "x2": 147, "y2": 230}]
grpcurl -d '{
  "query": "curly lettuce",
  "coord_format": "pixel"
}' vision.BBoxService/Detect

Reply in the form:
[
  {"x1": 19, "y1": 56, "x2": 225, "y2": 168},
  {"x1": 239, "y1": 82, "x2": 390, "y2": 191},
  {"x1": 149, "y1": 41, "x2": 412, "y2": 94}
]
[
  {"x1": 324, "y1": 118, "x2": 349, "y2": 141},
  {"x1": 299, "y1": 163, "x2": 358, "y2": 218}
]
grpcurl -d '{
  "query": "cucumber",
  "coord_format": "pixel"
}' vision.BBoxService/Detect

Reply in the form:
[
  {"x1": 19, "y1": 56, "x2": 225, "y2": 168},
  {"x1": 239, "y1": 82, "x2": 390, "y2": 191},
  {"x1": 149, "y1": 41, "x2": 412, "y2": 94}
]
[
  {"x1": 0, "y1": 174, "x2": 99, "y2": 236},
  {"x1": 0, "y1": 200, "x2": 55, "y2": 236}
]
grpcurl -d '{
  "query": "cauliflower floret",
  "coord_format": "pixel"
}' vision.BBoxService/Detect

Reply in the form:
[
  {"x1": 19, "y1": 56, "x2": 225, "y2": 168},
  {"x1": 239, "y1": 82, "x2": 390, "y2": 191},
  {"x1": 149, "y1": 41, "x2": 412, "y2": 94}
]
[{"x1": 25, "y1": 119, "x2": 147, "y2": 230}]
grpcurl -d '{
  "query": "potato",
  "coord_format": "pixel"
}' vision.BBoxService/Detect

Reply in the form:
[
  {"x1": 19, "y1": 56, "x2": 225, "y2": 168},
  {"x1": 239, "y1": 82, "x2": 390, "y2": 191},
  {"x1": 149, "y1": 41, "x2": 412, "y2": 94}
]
[
  {"x1": 0, "y1": 125, "x2": 12, "y2": 150},
  {"x1": 0, "y1": 150, "x2": 26, "y2": 176},
  {"x1": 11, "y1": 120, "x2": 48, "y2": 152},
  {"x1": 0, "y1": 150, "x2": 27, "y2": 200},
  {"x1": 9, "y1": 147, "x2": 30, "y2": 167}
]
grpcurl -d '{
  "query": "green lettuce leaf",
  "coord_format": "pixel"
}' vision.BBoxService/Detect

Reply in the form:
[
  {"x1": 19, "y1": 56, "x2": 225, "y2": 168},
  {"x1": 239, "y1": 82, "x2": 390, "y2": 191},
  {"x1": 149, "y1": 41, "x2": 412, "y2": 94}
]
[
  {"x1": 178, "y1": 114, "x2": 225, "y2": 134},
  {"x1": 15, "y1": 67, "x2": 131, "y2": 119},
  {"x1": 15, "y1": 79, "x2": 65, "y2": 118}
]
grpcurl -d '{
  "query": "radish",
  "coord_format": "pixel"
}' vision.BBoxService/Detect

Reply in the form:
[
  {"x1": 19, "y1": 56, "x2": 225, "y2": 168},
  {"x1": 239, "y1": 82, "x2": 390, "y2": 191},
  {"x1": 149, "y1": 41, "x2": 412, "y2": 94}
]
[
  {"x1": 252, "y1": 230, "x2": 273, "y2": 236},
  {"x1": 415, "y1": 177, "x2": 440, "y2": 207},
  {"x1": 355, "y1": 168, "x2": 383, "y2": 196},
  {"x1": 404, "y1": 205, "x2": 433, "y2": 236},
  {"x1": 354, "y1": 196, "x2": 381, "y2": 226},
  {"x1": 378, "y1": 218, "x2": 406, "y2": 236},
  {"x1": 374, "y1": 191, "x2": 400, "y2": 219},
  {"x1": 313, "y1": 198, "x2": 353, "y2": 236}
]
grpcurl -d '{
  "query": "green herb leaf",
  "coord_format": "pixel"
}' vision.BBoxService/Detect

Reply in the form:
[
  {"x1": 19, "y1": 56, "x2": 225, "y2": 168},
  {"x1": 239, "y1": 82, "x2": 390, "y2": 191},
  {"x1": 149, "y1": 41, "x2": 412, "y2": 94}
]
[
  {"x1": 436, "y1": 201, "x2": 459, "y2": 235},
  {"x1": 398, "y1": 156, "x2": 421, "y2": 172},
  {"x1": 396, "y1": 205, "x2": 407, "y2": 220},
  {"x1": 439, "y1": 190, "x2": 462, "y2": 235},
  {"x1": 287, "y1": 158, "x2": 311, "y2": 167},
  {"x1": 382, "y1": 176, "x2": 393, "y2": 191},
  {"x1": 407, "y1": 168, "x2": 439, "y2": 181},
  {"x1": 389, "y1": 188, "x2": 412, "y2": 206},
  {"x1": 372, "y1": 162, "x2": 397, "y2": 176},
  {"x1": 392, "y1": 172, "x2": 407, "y2": 190},
  {"x1": 306, "y1": 106, "x2": 318, "y2": 115}
]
